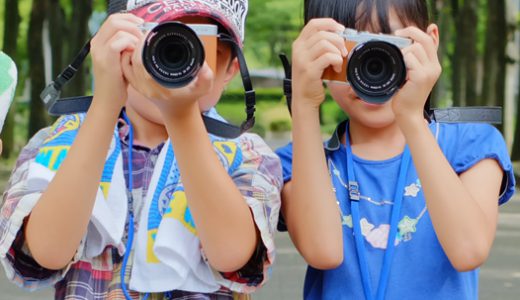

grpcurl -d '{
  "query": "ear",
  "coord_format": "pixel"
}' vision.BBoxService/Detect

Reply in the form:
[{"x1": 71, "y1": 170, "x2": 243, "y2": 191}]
[
  {"x1": 426, "y1": 23, "x2": 440, "y2": 51},
  {"x1": 223, "y1": 57, "x2": 239, "y2": 84}
]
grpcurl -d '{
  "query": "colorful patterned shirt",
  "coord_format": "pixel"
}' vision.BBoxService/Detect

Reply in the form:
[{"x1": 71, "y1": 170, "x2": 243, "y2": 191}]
[{"x1": 0, "y1": 117, "x2": 283, "y2": 300}]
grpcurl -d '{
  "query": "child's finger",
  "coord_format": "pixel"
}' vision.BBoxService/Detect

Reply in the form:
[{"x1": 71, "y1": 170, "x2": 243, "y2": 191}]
[
  {"x1": 96, "y1": 16, "x2": 144, "y2": 44},
  {"x1": 301, "y1": 18, "x2": 345, "y2": 40},
  {"x1": 105, "y1": 31, "x2": 140, "y2": 56},
  {"x1": 308, "y1": 39, "x2": 343, "y2": 62},
  {"x1": 403, "y1": 50, "x2": 422, "y2": 73},
  {"x1": 395, "y1": 27, "x2": 437, "y2": 61},
  {"x1": 305, "y1": 31, "x2": 348, "y2": 57},
  {"x1": 403, "y1": 43, "x2": 429, "y2": 66},
  {"x1": 313, "y1": 52, "x2": 344, "y2": 75},
  {"x1": 193, "y1": 63, "x2": 214, "y2": 89},
  {"x1": 307, "y1": 41, "x2": 344, "y2": 73}
]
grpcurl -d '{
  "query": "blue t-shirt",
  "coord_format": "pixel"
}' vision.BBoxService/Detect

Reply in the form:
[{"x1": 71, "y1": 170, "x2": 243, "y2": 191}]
[{"x1": 276, "y1": 121, "x2": 516, "y2": 300}]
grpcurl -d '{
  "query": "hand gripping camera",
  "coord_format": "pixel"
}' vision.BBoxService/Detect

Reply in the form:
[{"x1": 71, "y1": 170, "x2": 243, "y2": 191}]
[
  {"x1": 322, "y1": 28, "x2": 412, "y2": 104},
  {"x1": 140, "y1": 22, "x2": 218, "y2": 88},
  {"x1": 40, "y1": 21, "x2": 257, "y2": 139}
]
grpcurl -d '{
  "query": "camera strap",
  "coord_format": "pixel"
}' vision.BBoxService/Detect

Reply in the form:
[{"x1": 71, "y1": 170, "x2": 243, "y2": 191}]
[
  {"x1": 41, "y1": 36, "x2": 256, "y2": 139},
  {"x1": 278, "y1": 53, "x2": 502, "y2": 124}
]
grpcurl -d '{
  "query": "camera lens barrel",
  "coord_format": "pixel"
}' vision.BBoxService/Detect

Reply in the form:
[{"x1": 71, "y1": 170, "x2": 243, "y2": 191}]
[
  {"x1": 347, "y1": 40, "x2": 407, "y2": 104},
  {"x1": 142, "y1": 22, "x2": 206, "y2": 88}
]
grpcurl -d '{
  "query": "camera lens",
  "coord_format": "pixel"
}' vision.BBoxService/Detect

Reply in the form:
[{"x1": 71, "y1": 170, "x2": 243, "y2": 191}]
[
  {"x1": 347, "y1": 41, "x2": 406, "y2": 104},
  {"x1": 364, "y1": 57, "x2": 387, "y2": 80},
  {"x1": 142, "y1": 22, "x2": 205, "y2": 88},
  {"x1": 159, "y1": 42, "x2": 190, "y2": 70}
]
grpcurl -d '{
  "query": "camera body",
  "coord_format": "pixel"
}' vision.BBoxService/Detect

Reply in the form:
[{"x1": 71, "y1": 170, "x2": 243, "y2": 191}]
[
  {"x1": 142, "y1": 22, "x2": 218, "y2": 88},
  {"x1": 323, "y1": 28, "x2": 412, "y2": 104}
]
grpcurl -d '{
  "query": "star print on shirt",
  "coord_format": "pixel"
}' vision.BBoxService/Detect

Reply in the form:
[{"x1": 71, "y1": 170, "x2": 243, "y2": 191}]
[{"x1": 404, "y1": 179, "x2": 422, "y2": 197}]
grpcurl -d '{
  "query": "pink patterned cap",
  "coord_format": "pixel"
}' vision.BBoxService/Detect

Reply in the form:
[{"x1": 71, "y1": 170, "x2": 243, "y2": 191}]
[{"x1": 115, "y1": 0, "x2": 248, "y2": 46}]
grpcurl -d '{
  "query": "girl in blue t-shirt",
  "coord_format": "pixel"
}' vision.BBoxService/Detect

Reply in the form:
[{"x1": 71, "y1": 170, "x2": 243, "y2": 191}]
[{"x1": 276, "y1": 0, "x2": 516, "y2": 299}]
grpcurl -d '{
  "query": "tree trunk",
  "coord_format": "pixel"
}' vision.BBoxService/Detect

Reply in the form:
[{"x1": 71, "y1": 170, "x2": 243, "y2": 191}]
[
  {"x1": 28, "y1": 0, "x2": 50, "y2": 137},
  {"x1": 430, "y1": 0, "x2": 451, "y2": 108},
  {"x1": 450, "y1": 0, "x2": 464, "y2": 106},
  {"x1": 481, "y1": 0, "x2": 507, "y2": 133},
  {"x1": 62, "y1": 0, "x2": 93, "y2": 98},
  {"x1": 1, "y1": 0, "x2": 21, "y2": 158},
  {"x1": 450, "y1": 0, "x2": 479, "y2": 108},
  {"x1": 48, "y1": 0, "x2": 65, "y2": 78},
  {"x1": 462, "y1": 0, "x2": 478, "y2": 106}
]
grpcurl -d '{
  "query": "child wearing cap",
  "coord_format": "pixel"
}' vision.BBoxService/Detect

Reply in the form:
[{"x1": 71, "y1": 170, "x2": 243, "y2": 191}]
[
  {"x1": 0, "y1": 51, "x2": 17, "y2": 155},
  {"x1": 0, "y1": 1, "x2": 282, "y2": 299}
]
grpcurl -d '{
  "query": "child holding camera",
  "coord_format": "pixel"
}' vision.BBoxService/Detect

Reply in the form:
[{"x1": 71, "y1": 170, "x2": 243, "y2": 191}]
[
  {"x1": 276, "y1": 0, "x2": 516, "y2": 299},
  {"x1": 0, "y1": 51, "x2": 17, "y2": 155},
  {"x1": 0, "y1": 1, "x2": 282, "y2": 299}
]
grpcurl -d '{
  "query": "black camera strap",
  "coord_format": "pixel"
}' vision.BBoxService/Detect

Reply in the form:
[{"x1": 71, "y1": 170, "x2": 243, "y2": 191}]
[
  {"x1": 41, "y1": 36, "x2": 255, "y2": 139},
  {"x1": 278, "y1": 53, "x2": 502, "y2": 124}
]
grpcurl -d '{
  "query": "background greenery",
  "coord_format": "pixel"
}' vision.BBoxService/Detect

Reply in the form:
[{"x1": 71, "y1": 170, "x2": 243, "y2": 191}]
[{"x1": 0, "y1": 0, "x2": 519, "y2": 172}]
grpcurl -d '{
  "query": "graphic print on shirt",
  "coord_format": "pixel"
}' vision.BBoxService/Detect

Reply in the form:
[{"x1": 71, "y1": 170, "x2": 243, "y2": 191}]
[
  {"x1": 330, "y1": 160, "x2": 428, "y2": 249},
  {"x1": 35, "y1": 114, "x2": 121, "y2": 200},
  {"x1": 146, "y1": 139, "x2": 243, "y2": 263}
]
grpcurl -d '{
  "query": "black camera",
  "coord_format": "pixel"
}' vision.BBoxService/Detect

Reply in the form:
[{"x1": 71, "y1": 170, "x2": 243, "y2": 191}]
[
  {"x1": 322, "y1": 28, "x2": 412, "y2": 104},
  {"x1": 141, "y1": 22, "x2": 218, "y2": 88}
]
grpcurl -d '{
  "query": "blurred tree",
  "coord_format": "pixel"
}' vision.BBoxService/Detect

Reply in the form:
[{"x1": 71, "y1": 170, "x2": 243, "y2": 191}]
[
  {"x1": 28, "y1": 0, "x2": 50, "y2": 137},
  {"x1": 450, "y1": 0, "x2": 479, "y2": 107},
  {"x1": 48, "y1": 0, "x2": 66, "y2": 78},
  {"x1": 428, "y1": 0, "x2": 452, "y2": 108},
  {"x1": 1, "y1": 0, "x2": 21, "y2": 158},
  {"x1": 481, "y1": 0, "x2": 507, "y2": 133},
  {"x1": 62, "y1": 0, "x2": 93, "y2": 98},
  {"x1": 246, "y1": 0, "x2": 302, "y2": 67}
]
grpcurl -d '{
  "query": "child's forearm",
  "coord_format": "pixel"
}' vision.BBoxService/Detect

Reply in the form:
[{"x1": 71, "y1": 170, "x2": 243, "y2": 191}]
[
  {"x1": 25, "y1": 100, "x2": 120, "y2": 270},
  {"x1": 162, "y1": 103, "x2": 257, "y2": 273},
  {"x1": 286, "y1": 103, "x2": 343, "y2": 270},
  {"x1": 398, "y1": 117, "x2": 502, "y2": 271}
]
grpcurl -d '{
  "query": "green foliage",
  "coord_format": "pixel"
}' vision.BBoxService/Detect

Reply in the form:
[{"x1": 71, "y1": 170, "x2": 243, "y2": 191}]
[
  {"x1": 245, "y1": 0, "x2": 302, "y2": 68},
  {"x1": 269, "y1": 119, "x2": 291, "y2": 132},
  {"x1": 220, "y1": 87, "x2": 284, "y2": 103}
]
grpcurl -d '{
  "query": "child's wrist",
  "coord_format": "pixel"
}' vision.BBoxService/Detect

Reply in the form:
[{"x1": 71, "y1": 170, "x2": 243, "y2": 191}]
[
  {"x1": 88, "y1": 99, "x2": 122, "y2": 121},
  {"x1": 396, "y1": 114, "x2": 429, "y2": 137}
]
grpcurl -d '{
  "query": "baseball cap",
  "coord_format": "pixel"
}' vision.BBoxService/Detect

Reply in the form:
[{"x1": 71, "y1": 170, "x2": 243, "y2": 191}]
[
  {"x1": 109, "y1": 0, "x2": 248, "y2": 46},
  {"x1": 0, "y1": 51, "x2": 17, "y2": 133}
]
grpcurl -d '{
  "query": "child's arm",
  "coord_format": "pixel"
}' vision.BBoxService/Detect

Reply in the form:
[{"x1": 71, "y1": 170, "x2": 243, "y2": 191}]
[
  {"x1": 281, "y1": 19, "x2": 349, "y2": 269},
  {"x1": 25, "y1": 14, "x2": 144, "y2": 270},
  {"x1": 394, "y1": 26, "x2": 505, "y2": 271},
  {"x1": 165, "y1": 102, "x2": 259, "y2": 273},
  {"x1": 122, "y1": 49, "x2": 272, "y2": 273}
]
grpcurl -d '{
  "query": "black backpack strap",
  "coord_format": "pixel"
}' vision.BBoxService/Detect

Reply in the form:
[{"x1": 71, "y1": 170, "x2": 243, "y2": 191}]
[{"x1": 279, "y1": 53, "x2": 292, "y2": 115}]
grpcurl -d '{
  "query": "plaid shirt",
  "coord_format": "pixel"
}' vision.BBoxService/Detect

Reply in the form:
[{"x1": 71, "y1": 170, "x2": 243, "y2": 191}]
[{"x1": 0, "y1": 119, "x2": 283, "y2": 300}]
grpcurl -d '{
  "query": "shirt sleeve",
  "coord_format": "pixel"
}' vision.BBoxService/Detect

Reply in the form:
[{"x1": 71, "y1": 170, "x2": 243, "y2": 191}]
[
  {"x1": 214, "y1": 133, "x2": 283, "y2": 293},
  {"x1": 275, "y1": 142, "x2": 294, "y2": 183},
  {"x1": 0, "y1": 128, "x2": 86, "y2": 290},
  {"x1": 273, "y1": 142, "x2": 294, "y2": 232},
  {"x1": 439, "y1": 123, "x2": 516, "y2": 205}
]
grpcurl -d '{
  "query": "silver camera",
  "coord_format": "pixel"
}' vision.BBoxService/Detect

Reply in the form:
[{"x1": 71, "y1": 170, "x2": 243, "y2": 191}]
[{"x1": 323, "y1": 28, "x2": 412, "y2": 104}]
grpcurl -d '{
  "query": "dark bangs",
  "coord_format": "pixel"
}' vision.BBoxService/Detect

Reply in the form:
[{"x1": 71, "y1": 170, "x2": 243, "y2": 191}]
[{"x1": 304, "y1": 0, "x2": 430, "y2": 33}]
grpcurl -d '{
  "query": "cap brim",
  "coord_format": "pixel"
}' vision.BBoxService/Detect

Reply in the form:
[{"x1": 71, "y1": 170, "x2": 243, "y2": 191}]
[{"x1": 130, "y1": 2, "x2": 243, "y2": 46}]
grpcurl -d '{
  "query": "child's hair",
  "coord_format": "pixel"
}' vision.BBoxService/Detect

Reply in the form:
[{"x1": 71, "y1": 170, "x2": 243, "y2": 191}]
[{"x1": 304, "y1": 0, "x2": 430, "y2": 32}]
